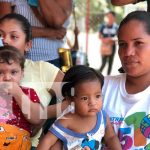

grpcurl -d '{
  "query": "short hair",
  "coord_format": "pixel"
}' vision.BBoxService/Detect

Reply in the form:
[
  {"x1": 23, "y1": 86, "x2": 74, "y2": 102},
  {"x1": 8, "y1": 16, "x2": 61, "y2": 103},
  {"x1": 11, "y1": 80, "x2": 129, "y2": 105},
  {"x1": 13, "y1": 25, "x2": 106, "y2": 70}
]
[
  {"x1": 118, "y1": 11, "x2": 150, "y2": 35},
  {"x1": 106, "y1": 11, "x2": 116, "y2": 17},
  {"x1": 62, "y1": 65, "x2": 104, "y2": 97},
  {"x1": 0, "y1": 13, "x2": 32, "y2": 42},
  {"x1": 0, "y1": 45, "x2": 25, "y2": 69}
]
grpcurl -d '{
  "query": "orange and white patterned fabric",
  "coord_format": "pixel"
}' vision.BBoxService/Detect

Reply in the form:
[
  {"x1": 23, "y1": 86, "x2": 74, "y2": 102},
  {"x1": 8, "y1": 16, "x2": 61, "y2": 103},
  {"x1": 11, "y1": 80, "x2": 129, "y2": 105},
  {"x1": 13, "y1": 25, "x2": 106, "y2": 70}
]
[{"x1": 0, "y1": 123, "x2": 31, "y2": 150}]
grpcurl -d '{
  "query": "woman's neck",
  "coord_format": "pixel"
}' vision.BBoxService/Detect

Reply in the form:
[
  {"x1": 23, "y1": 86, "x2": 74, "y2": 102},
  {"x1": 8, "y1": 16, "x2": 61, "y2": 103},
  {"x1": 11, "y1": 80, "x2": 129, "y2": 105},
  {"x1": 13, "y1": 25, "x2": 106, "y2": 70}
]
[{"x1": 126, "y1": 74, "x2": 150, "y2": 94}]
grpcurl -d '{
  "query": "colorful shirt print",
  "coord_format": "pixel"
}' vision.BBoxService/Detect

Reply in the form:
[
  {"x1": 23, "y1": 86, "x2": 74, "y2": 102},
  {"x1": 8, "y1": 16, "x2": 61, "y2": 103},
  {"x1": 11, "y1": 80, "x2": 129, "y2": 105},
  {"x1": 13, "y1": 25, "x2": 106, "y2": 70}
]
[{"x1": 102, "y1": 74, "x2": 150, "y2": 149}]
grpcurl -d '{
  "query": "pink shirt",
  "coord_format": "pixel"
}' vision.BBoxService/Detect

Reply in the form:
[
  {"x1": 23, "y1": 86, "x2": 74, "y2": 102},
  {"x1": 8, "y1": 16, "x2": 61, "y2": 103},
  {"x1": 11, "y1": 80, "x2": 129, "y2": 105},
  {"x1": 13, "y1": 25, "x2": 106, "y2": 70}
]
[{"x1": 0, "y1": 86, "x2": 40, "y2": 134}]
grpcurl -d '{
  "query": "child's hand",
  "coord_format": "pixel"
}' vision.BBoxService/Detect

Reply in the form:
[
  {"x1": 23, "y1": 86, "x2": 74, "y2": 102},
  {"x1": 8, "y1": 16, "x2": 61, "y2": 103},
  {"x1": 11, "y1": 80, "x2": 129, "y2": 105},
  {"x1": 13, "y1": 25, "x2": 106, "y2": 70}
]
[
  {"x1": 82, "y1": 146, "x2": 90, "y2": 150},
  {"x1": 0, "y1": 82, "x2": 22, "y2": 97},
  {"x1": 0, "y1": 82, "x2": 12, "y2": 94}
]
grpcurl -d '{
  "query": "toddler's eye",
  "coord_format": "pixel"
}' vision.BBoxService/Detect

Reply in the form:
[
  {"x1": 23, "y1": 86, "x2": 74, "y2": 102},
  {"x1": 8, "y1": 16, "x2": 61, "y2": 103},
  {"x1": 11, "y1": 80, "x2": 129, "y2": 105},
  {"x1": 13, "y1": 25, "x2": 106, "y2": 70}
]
[
  {"x1": 11, "y1": 70, "x2": 18, "y2": 75},
  {"x1": 96, "y1": 94, "x2": 101, "y2": 99},
  {"x1": 81, "y1": 97, "x2": 88, "y2": 101}
]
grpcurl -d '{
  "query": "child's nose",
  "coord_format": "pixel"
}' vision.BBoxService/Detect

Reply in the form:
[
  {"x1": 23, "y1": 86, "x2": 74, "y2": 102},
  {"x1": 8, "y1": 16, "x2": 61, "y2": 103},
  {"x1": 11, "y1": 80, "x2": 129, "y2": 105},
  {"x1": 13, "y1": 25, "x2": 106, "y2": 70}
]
[
  {"x1": 88, "y1": 98, "x2": 96, "y2": 106},
  {"x1": 3, "y1": 74, "x2": 11, "y2": 81}
]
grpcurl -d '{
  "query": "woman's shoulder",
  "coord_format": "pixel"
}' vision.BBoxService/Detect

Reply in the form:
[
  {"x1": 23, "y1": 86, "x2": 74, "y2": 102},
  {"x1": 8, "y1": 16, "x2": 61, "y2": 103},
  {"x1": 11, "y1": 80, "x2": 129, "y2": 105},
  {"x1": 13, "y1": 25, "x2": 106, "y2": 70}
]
[
  {"x1": 25, "y1": 59, "x2": 59, "y2": 71},
  {"x1": 103, "y1": 74, "x2": 126, "y2": 91},
  {"x1": 104, "y1": 73, "x2": 126, "y2": 83}
]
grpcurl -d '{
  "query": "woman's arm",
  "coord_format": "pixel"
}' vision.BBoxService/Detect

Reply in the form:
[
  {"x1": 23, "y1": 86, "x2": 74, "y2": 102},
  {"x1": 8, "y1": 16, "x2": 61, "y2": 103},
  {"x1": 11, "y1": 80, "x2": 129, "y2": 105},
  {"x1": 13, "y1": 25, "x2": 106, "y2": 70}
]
[
  {"x1": 31, "y1": 26, "x2": 66, "y2": 39},
  {"x1": 0, "y1": 2, "x2": 66, "y2": 40},
  {"x1": 104, "y1": 115, "x2": 122, "y2": 150},
  {"x1": 47, "y1": 70, "x2": 70, "y2": 119},
  {"x1": 50, "y1": 70, "x2": 64, "y2": 101},
  {"x1": 0, "y1": 2, "x2": 12, "y2": 18},
  {"x1": 39, "y1": 0, "x2": 72, "y2": 28}
]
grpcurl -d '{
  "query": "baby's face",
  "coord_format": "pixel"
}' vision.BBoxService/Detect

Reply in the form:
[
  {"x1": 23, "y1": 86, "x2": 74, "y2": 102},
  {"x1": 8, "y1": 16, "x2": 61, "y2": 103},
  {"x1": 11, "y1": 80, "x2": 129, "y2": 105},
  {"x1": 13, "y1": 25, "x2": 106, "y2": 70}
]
[
  {"x1": 0, "y1": 61, "x2": 23, "y2": 84},
  {"x1": 73, "y1": 80, "x2": 103, "y2": 117}
]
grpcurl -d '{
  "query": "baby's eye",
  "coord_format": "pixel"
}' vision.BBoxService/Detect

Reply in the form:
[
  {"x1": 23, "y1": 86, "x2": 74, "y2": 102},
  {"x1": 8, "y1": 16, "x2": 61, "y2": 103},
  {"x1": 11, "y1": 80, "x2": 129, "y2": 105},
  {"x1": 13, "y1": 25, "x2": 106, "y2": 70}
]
[
  {"x1": 11, "y1": 70, "x2": 18, "y2": 75},
  {"x1": 96, "y1": 94, "x2": 101, "y2": 99},
  {"x1": 81, "y1": 96, "x2": 88, "y2": 101}
]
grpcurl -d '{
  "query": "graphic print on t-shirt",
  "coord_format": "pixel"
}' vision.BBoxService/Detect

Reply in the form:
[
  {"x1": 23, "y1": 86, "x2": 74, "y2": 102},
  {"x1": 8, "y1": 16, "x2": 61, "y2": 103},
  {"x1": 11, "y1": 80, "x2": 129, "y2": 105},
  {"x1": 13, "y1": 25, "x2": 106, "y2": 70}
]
[{"x1": 110, "y1": 112, "x2": 150, "y2": 150}]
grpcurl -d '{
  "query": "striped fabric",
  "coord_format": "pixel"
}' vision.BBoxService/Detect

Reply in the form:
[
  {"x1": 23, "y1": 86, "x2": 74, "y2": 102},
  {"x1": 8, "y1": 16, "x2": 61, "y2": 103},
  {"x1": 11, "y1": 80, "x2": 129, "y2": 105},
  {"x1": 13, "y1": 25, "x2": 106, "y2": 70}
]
[{"x1": 0, "y1": 0, "x2": 69, "y2": 61}]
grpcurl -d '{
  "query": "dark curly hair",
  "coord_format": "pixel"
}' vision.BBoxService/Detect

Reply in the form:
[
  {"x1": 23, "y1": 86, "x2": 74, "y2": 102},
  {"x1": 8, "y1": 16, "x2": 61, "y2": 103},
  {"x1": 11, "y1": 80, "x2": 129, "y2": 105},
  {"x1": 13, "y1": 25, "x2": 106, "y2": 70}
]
[{"x1": 0, "y1": 45, "x2": 25, "y2": 69}]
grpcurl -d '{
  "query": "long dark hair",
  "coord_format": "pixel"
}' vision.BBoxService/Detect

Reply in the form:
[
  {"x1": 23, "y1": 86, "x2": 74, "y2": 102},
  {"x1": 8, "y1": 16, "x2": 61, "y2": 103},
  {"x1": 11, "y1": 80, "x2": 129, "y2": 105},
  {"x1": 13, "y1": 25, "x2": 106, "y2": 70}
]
[{"x1": 118, "y1": 11, "x2": 150, "y2": 35}]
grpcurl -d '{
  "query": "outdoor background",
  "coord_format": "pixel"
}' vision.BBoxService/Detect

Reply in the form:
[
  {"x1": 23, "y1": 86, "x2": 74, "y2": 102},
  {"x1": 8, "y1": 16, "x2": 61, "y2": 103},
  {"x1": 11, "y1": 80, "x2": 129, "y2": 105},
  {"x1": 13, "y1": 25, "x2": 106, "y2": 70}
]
[{"x1": 64, "y1": 0, "x2": 147, "y2": 75}]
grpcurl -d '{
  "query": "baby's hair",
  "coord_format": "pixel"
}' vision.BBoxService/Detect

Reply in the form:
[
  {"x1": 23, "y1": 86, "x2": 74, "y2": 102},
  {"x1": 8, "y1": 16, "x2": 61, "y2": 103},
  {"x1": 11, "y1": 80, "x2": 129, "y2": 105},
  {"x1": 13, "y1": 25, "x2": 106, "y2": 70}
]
[
  {"x1": 62, "y1": 65, "x2": 104, "y2": 97},
  {"x1": 0, "y1": 13, "x2": 32, "y2": 42},
  {"x1": 0, "y1": 45, "x2": 25, "y2": 69}
]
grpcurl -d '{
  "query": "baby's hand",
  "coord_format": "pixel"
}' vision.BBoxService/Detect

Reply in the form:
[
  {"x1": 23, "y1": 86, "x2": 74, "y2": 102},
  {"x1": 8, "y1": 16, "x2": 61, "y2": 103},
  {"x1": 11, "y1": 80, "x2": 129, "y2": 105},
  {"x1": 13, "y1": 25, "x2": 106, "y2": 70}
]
[
  {"x1": 0, "y1": 82, "x2": 11, "y2": 94},
  {"x1": 82, "y1": 146, "x2": 91, "y2": 150},
  {"x1": 0, "y1": 82, "x2": 22, "y2": 97}
]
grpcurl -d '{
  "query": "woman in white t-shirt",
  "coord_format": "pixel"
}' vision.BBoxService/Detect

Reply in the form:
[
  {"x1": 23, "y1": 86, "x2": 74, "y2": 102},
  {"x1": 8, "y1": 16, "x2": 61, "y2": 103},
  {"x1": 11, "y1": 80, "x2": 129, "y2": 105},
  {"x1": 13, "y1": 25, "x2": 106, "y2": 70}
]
[{"x1": 102, "y1": 10, "x2": 150, "y2": 149}]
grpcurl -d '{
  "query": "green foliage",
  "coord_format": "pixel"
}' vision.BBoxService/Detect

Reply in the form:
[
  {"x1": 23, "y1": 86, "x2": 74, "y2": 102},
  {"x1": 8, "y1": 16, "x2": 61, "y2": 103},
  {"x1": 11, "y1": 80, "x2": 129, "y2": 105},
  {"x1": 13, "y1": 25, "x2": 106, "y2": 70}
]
[{"x1": 73, "y1": 0, "x2": 124, "y2": 32}]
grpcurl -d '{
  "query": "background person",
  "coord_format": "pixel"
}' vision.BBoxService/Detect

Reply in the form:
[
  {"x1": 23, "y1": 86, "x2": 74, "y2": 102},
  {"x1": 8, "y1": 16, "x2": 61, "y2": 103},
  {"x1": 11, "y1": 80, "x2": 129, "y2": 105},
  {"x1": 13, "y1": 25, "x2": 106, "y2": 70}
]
[
  {"x1": 37, "y1": 65, "x2": 122, "y2": 150},
  {"x1": 66, "y1": 26, "x2": 80, "y2": 66},
  {"x1": 102, "y1": 11, "x2": 150, "y2": 149},
  {"x1": 99, "y1": 11, "x2": 118, "y2": 75}
]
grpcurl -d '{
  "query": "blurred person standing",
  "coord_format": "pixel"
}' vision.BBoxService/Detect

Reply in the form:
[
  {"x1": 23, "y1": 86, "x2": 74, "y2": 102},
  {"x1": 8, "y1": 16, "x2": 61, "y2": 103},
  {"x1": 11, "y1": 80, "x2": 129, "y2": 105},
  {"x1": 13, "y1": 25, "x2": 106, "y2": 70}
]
[
  {"x1": 0, "y1": 0, "x2": 72, "y2": 68},
  {"x1": 99, "y1": 11, "x2": 118, "y2": 75}
]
